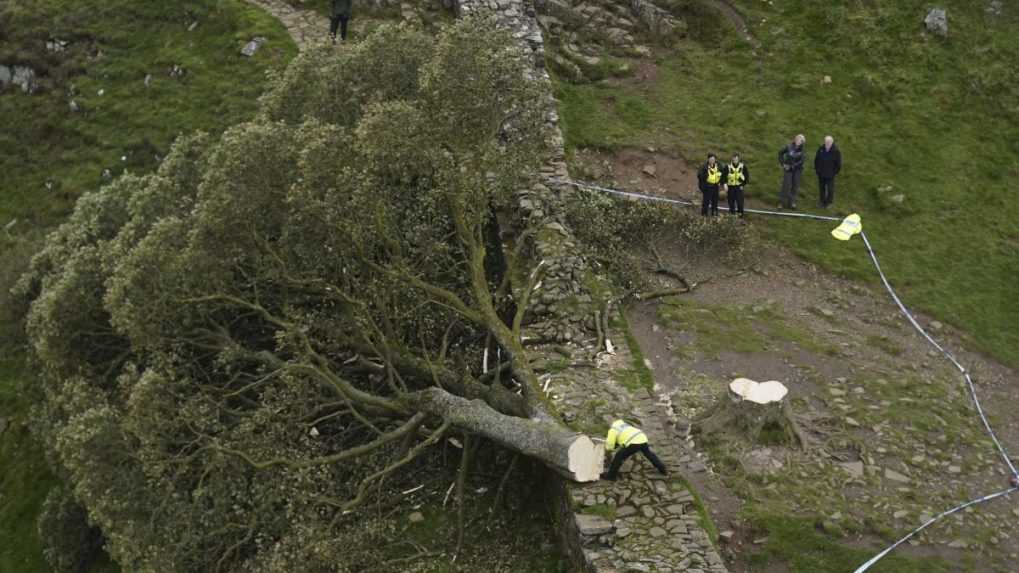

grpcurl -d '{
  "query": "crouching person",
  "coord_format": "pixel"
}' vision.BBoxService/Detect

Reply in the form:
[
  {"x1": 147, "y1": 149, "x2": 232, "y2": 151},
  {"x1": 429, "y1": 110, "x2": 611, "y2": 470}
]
[{"x1": 600, "y1": 419, "x2": 668, "y2": 481}]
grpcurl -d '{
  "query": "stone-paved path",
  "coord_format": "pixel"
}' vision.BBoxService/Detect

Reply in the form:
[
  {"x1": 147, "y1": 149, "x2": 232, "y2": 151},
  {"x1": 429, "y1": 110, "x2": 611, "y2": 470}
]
[
  {"x1": 548, "y1": 328, "x2": 729, "y2": 573},
  {"x1": 245, "y1": 0, "x2": 329, "y2": 50}
]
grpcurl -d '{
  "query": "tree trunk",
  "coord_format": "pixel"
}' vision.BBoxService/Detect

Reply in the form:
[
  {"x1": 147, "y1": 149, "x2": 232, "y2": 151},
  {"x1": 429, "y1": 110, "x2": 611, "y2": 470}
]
[
  {"x1": 408, "y1": 387, "x2": 603, "y2": 482},
  {"x1": 695, "y1": 380, "x2": 805, "y2": 447}
]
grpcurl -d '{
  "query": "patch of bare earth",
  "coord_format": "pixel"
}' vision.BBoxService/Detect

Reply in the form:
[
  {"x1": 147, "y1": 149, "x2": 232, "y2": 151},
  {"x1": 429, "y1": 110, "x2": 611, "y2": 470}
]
[{"x1": 625, "y1": 235, "x2": 1019, "y2": 571}]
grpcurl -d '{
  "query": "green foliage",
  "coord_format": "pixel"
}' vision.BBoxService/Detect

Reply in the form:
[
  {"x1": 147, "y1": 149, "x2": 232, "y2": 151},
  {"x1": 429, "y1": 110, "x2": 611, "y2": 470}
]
[
  {"x1": 16, "y1": 20, "x2": 549, "y2": 572},
  {"x1": 553, "y1": 0, "x2": 1019, "y2": 366},
  {"x1": 563, "y1": 188, "x2": 751, "y2": 294},
  {"x1": 37, "y1": 488, "x2": 103, "y2": 573},
  {"x1": 0, "y1": 358, "x2": 58, "y2": 573}
]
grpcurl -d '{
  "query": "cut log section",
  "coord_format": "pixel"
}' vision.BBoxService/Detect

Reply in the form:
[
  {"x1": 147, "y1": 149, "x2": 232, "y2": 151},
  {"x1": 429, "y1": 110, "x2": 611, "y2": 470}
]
[{"x1": 409, "y1": 387, "x2": 604, "y2": 482}]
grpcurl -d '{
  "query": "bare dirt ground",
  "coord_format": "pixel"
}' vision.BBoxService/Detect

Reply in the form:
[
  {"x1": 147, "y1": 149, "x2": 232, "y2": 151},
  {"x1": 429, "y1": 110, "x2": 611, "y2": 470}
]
[{"x1": 602, "y1": 154, "x2": 1019, "y2": 571}]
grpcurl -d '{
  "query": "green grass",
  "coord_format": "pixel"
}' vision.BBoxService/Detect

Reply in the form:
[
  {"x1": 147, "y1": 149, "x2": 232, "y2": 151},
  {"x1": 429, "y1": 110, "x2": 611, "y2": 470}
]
[
  {"x1": 0, "y1": 0, "x2": 297, "y2": 226},
  {"x1": 658, "y1": 297, "x2": 838, "y2": 358},
  {"x1": 0, "y1": 357, "x2": 58, "y2": 573},
  {"x1": 553, "y1": 0, "x2": 1019, "y2": 367},
  {"x1": 612, "y1": 310, "x2": 655, "y2": 392},
  {"x1": 746, "y1": 513, "x2": 955, "y2": 573}
]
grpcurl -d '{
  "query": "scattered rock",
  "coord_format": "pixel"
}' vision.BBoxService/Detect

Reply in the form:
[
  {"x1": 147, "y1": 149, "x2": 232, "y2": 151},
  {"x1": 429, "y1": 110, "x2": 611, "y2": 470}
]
[
  {"x1": 845, "y1": 417, "x2": 860, "y2": 427},
  {"x1": 719, "y1": 530, "x2": 735, "y2": 543},
  {"x1": 616, "y1": 505, "x2": 637, "y2": 518},
  {"x1": 924, "y1": 8, "x2": 948, "y2": 36},
  {"x1": 241, "y1": 37, "x2": 268, "y2": 57},
  {"x1": 889, "y1": 193, "x2": 906, "y2": 204},
  {"x1": 46, "y1": 39, "x2": 69, "y2": 53},
  {"x1": 987, "y1": 0, "x2": 1003, "y2": 16},
  {"x1": 822, "y1": 75, "x2": 832, "y2": 84},
  {"x1": 688, "y1": 461, "x2": 707, "y2": 473},
  {"x1": 575, "y1": 514, "x2": 614, "y2": 536},
  {"x1": 929, "y1": 320, "x2": 943, "y2": 331},
  {"x1": 408, "y1": 511, "x2": 425, "y2": 523},
  {"x1": 642, "y1": 164, "x2": 656, "y2": 178},
  {"x1": 947, "y1": 539, "x2": 968, "y2": 549},
  {"x1": 884, "y1": 468, "x2": 910, "y2": 483},
  {"x1": 948, "y1": 465, "x2": 961, "y2": 474},
  {"x1": 0, "y1": 65, "x2": 37, "y2": 93},
  {"x1": 68, "y1": 99, "x2": 80, "y2": 113},
  {"x1": 839, "y1": 461, "x2": 864, "y2": 478},
  {"x1": 893, "y1": 510, "x2": 908, "y2": 519},
  {"x1": 144, "y1": 74, "x2": 152, "y2": 88}
]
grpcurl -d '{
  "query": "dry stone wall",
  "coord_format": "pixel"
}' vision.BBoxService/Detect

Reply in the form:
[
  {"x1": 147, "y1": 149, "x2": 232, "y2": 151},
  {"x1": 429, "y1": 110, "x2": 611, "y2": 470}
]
[
  {"x1": 450, "y1": 3, "x2": 729, "y2": 570},
  {"x1": 455, "y1": 0, "x2": 596, "y2": 343}
]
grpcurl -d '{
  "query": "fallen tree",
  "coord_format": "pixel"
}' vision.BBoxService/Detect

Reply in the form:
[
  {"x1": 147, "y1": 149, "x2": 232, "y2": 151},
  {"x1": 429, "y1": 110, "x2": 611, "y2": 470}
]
[{"x1": 16, "y1": 20, "x2": 599, "y2": 573}]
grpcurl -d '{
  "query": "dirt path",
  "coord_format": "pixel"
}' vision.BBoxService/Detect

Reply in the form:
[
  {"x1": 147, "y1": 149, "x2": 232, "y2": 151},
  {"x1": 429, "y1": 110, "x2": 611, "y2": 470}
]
[
  {"x1": 244, "y1": 0, "x2": 329, "y2": 50},
  {"x1": 623, "y1": 230, "x2": 1019, "y2": 570}
]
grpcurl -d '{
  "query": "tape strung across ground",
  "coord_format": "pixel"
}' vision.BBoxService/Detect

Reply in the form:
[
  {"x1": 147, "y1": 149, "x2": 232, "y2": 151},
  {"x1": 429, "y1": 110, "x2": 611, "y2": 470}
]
[{"x1": 548, "y1": 177, "x2": 1018, "y2": 572}]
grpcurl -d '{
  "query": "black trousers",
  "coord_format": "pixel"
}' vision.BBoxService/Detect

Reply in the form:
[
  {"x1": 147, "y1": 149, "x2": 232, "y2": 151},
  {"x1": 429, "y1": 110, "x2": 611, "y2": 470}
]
[
  {"x1": 701, "y1": 187, "x2": 719, "y2": 216},
  {"x1": 727, "y1": 186, "x2": 745, "y2": 215},
  {"x1": 606, "y1": 443, "x2": 667, "y2": 478},
  {"x1": 329, "y1": 15, "x2": 349, "y2": 40},
  {"x1": 818, "y1": 176, "x2": 836, "y2": 205}
]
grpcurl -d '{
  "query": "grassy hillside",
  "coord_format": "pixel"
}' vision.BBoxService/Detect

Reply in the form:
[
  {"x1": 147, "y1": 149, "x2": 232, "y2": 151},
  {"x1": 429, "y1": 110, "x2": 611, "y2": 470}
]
[
  {"x1": 0, "y1": 0, "x2": 296, "y2": 225},
  {"x1": 0, "y1": 1, "x2": 295, "y2": 571},
  {"x1": 554, "y1": 0, "x2": 1019, "y2": 366}
]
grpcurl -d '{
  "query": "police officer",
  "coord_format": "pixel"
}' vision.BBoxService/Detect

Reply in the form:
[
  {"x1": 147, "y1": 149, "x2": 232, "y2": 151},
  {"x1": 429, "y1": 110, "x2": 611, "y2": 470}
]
[
  {"x1": 697, "y1": 153, "x2": 723, "y2": 217},
  {"x1": 600, "y1": 419, "x2": 668, "y2": 481},
  {"x1": 722, "y1": 152, "x2": 750, "y2": 216}
]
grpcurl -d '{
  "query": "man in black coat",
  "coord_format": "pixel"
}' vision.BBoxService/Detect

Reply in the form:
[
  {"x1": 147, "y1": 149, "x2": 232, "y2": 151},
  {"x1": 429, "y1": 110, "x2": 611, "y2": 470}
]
[
  {"x1": 330, "y1": 0, "x2": 353, "y2": 44},
  {"x1": 721, "y1": 152, "x2": 750, "y2": 216},
  {"x1": 777, "y1": 134, "x2": 805, "y2": 209},
  {"x1": 814, "y1": 135, "x2": 842, "y2": 208},
  {"x1": 697, "y1": 153, "x2": 723, "y2": 216}
]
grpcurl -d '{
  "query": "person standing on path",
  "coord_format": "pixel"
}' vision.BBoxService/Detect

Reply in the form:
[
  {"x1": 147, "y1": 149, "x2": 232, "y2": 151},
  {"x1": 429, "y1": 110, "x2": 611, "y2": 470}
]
[
  {"x1": 814, "y1": 135, "x2": 842, "y2": 208},
  {"x1": 330, "y1": 0, "x2": 352, "y2": 44},
  {"x1": 697, "y1": 153, "x2": 723, "y2": 217},
  {"x1": 777, "y1": 134, "x2": 806, "y2": 209},
  {"x1": 722, "y1": 152, "x2": 750, "y2": 216},
  {"x1": 600, "y1": 419, "x2": 669, "y2": 481}
]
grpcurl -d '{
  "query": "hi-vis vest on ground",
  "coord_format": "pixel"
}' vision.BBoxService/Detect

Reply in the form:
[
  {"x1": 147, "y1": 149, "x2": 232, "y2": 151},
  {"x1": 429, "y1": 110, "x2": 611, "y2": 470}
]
[
  {"x1": 832, "y1": 213, "x2": 862, "y2": 240},
  {"x1": 706, "y1": 164, "x2": 722, "y2": 185},
  {"x1": 726, "y1": 163, "x2": 745, "y2": 186},
  {"x1": 605, "y1": 420, "x2": 648, "y2": 451}
]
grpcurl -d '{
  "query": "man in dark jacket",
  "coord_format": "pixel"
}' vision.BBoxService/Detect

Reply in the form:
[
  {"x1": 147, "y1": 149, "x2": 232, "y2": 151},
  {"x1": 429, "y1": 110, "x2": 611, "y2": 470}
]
[
  {"x1": 722, "y1": 152, "x2": 750, "y2": 216},
  {"x1": 330, "y1": 0, "x2": 352, "y2": 44},
  {"x1": 777, "y1": 134, "x2": 805, "y2": 209},
  {"x1": 697, "y1": 153, "x2": 723, "y2": 217},
  {"x1": 814, "y1": 135, "x2": 842, "y2": 208}
]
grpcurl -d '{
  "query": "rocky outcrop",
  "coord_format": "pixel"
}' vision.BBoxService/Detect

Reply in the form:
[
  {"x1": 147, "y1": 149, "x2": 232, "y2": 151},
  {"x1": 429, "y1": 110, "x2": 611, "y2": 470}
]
[{"x1": 0, "y1": 64, "x2": 38, "y2": 93}]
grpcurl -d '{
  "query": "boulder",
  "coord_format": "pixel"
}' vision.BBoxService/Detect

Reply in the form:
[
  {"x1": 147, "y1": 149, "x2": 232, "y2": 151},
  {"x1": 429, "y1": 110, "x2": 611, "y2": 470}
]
[
  {"x1": 924, "y1": 8, "x2": 948, "y2": 36},
  {"x1": 241, "y1": 37, "x2": 267, "y2": 57}
]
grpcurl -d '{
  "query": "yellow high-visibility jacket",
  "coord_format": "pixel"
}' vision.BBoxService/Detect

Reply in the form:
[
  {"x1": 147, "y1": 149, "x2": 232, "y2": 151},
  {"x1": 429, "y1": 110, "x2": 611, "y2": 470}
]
[{"x1": 605, "y1": 419, "x2": 648, "y2": 452}]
